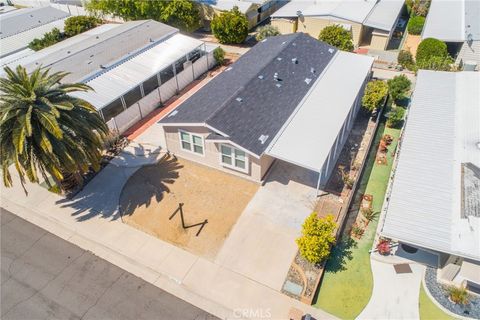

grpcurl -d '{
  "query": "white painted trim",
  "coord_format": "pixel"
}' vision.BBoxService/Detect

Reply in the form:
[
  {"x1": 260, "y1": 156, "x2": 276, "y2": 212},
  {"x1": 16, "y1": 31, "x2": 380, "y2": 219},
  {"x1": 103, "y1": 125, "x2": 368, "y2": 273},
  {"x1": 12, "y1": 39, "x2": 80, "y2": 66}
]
[
  {"x1": 161, "y1": 122, "x2": 205, "y2": 127},
  {"x1": 204, "y1": 123, "x2": 230, "y2": 138},
  {"x1": 218, "y1": 143, "x2": 250, "y2": 174},
  {"x1": 178, "y1": 129, "x2": 205, "y2": 157}
]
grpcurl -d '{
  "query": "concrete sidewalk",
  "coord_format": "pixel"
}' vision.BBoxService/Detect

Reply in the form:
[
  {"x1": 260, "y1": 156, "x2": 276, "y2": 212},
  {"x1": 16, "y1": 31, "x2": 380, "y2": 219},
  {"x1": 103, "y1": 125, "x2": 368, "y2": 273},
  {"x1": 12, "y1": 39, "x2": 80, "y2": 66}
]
[
  {"x1": 357, "y1": 258, "x2": 425, "y2": 320},
  {"x1": 0, "y1": 144, "x2": 335, "y2": 320}
]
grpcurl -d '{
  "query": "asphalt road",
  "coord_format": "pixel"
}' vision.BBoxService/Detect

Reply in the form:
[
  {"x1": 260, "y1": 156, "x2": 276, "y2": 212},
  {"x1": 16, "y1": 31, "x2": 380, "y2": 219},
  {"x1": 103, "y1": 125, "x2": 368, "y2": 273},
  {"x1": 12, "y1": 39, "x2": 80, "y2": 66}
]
[{"x1": 1, "y1": 208, "x2": 216, "y2": 320}]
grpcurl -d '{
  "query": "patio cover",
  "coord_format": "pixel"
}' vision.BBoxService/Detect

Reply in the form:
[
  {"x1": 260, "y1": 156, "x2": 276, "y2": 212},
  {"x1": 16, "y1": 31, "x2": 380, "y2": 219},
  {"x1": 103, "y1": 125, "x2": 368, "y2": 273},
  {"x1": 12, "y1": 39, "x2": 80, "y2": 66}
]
[{"x1": 266, "y1": 51, "x2": 373, "y2": 174}]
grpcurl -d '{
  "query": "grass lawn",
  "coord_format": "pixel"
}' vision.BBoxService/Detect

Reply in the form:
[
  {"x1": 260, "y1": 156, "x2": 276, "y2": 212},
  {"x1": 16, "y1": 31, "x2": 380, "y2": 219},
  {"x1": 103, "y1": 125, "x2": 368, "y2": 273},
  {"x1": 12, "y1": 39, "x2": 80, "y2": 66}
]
[
  {"x1": 314, "y1": 119, "x2": 401, "y2": 320},
  {"x1": 419, "y1": 285, "x2": 456, "y2": 320}
]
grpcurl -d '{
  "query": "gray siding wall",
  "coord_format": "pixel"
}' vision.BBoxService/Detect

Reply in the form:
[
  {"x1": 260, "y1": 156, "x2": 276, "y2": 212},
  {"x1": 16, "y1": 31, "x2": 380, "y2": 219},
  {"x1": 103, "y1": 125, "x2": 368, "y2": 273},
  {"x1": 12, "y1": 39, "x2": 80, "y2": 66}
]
[{"x1": 456, "y1": 41, "x2": 480, "y2": 69}]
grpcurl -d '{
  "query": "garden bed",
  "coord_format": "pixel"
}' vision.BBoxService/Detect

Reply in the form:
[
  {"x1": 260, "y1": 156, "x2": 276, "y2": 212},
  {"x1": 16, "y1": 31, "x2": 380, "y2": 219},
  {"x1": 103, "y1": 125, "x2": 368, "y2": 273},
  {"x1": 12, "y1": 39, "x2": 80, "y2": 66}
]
[{"x1": 425, "y1": 267, "x2": 480, "y2": 319}]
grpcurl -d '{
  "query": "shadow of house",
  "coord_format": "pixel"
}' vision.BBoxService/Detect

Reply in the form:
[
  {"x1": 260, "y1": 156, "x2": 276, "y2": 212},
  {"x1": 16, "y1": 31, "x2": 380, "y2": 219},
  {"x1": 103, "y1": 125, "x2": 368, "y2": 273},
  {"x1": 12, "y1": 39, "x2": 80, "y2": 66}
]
[{"x1": 119, "y1": 155, "x2": 183, "y2": 218}]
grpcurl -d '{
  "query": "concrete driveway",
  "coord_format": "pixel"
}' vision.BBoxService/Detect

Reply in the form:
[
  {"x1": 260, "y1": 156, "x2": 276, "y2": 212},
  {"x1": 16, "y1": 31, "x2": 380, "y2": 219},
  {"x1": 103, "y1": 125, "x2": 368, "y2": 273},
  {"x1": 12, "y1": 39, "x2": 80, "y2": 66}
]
[{"x1": 215, "y1": 160, "x2": 318, "y2": 291}]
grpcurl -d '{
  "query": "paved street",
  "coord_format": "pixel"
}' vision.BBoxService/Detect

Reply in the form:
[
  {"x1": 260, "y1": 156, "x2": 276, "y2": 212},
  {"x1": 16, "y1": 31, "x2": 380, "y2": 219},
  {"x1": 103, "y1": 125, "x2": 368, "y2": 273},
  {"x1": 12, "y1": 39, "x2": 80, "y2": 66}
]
[{"x1": 1, "y1": 208, "x2": 216, "y2": 320}]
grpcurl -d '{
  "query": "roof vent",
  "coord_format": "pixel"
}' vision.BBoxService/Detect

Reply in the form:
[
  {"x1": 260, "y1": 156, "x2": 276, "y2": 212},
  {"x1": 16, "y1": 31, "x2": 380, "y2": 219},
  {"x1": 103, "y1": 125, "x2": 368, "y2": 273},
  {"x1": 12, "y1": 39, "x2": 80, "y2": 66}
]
[
  {"x1": 276, "y1": 83, "x2": 282, "y2": 88},
  {"x1": 258, "y1": 134, "x2": 269, "y2": 145},
  {"x1": 236, "y1": 97, "x2": 243, "y2": 102},
  {"x1": 310, "y1": 67, "x2": 316, "y2": 74},
  {"x1": 150, "y1": 38, "x2": 154, "y2": 43},
  {"x1": 292, "y1": 58, "x2": 298, "y2": 64},
  {"x1": 100, "y1": 64, "x2": 106, "y2": 69},
  {"x1": 225, "y1": 67, "x2": 233, "y2": 71},
  {"x1": 277, "y1": 57, "x2": 282, "y2": 61},
  {"x1": 273, "y1": 73, "x2": 282, "y2": 81},
  {"x1": 292, "y1": 42, "x2": 296, "y2": 46},
  {"x1": 328, "y1": 48, "x2": 335, "y2": 54},
  {"x1": 168, "y1": 110, "x2": 178, "y2": 117},
  {"x1": 258, "y1": 75, "x2": 264, "y2": 80},
  {"x1": 261, "y1": 38, "x2": 268, "y2": 42},
  {"x1": 477, "y1": 141, "x2": 480, "y2": 150},
  {"x1": 96, "y1": 36, "x2": 99, "y2": 39},
  {"x1": 305, "y1": 78, "x2": 312, "y2": 85},
  {"x1": 281, "y1": 41, "x2": 286, "y2": 45}
]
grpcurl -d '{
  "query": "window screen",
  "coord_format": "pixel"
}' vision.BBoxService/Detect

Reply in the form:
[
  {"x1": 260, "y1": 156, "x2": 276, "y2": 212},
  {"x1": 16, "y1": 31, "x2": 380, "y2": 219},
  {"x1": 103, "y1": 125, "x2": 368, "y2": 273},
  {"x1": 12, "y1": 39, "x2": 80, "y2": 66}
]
[
  {"x1": 160, "y1": 65, "x2": 174, "y2": 83},
  {"x1": 123, "y1": 86, "x2": 142, "y2": 108},
  {"x1": 174, "y1": 56, "x2": 187, "y2": 74},
  {"x1": 142, "y1": 74, "x2": 160, "y2": 95},
  {"x1": 101, "y1": 98, "x2": 124, "y2": 122}
]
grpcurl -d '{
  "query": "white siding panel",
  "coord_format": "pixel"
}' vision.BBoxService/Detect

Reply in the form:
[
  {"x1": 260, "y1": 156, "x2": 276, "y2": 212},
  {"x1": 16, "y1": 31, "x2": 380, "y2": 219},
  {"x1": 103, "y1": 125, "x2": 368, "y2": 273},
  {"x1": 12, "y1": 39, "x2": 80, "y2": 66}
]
[{"x1": 159, "y1": 77, "x2": 178, "y2": 102}]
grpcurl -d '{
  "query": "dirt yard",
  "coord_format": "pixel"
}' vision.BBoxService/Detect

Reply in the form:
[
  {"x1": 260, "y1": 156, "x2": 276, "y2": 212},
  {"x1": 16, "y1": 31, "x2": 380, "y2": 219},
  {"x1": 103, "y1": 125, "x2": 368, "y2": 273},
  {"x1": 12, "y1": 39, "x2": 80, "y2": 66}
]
[
  {"x1": 403, "y1": 34, "x2": 421, "y2": 57},
  {"x1": 119, "y1": 155, "x2": 259, "y2": 259}
]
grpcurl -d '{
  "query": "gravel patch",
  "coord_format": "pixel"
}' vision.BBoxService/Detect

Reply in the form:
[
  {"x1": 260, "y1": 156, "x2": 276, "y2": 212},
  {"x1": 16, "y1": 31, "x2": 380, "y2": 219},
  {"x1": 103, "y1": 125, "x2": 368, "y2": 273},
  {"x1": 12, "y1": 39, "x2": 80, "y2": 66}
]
[{"x1": 425, "y1": 267, "x2": 480, "y2": 319}]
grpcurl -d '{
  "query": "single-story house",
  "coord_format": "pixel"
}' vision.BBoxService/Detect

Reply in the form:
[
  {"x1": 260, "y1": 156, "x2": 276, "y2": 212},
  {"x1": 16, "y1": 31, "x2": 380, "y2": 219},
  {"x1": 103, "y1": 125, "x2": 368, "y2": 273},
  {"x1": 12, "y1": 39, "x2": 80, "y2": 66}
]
[
  {"x1": 160, "y1": 33, "x2": 373, "y2": 190},
  {"x1": 2, "y1": 20, "x2": 217, "y2": 134},
  {"x1": 422, "y1": 0, "x2": 480, "y2": 70},
  {"x1": 381, "y1": 70, "x2": 480, "y2": 291},
  {"x1": 198, "y1": 0, "x2": 284, "y2": 30},
  {"x1": 270, "y1": 0, "x2": 405, "y2": 50},
  {"x1": 0, "y1": 6, "x2": 70, "y2": 60}
]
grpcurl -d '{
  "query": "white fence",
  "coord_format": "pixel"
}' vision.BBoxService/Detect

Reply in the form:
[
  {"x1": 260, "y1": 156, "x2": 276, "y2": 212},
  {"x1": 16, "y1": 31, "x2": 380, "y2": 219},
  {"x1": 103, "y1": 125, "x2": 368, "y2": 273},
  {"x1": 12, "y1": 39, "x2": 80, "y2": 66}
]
[{"x1": 107, "y1": 50, "x2": 215, "y2": 135}]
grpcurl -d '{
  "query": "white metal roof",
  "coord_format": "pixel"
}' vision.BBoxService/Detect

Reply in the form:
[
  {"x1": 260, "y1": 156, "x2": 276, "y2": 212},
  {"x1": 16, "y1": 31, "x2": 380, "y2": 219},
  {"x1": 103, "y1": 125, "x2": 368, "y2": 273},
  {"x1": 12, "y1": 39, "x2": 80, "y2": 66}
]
[
  {"x1": 422, "y1": 0, "x2": 480, "y2": 42},
  {"x1": 381, "y1": 70, "x2": 480, "y2": 261},
  {"x1": 0, "y1": 18, "x2": 67, "y2": 58},
  {"x1": 266, "y1": 51, "x2": 374, "y2": 172},
  {"x1": 364, "y1": 0, "x2": 404, "y2": 32},
  {"x1": 71, "y1": 33, "x2": 203, "y2": 110},
  {"x1": 209, "y1": 0, "x2": 254, "y2": 13},
  {"x1": 272, "y1": 0, "x2": 400, "y2": 31}
]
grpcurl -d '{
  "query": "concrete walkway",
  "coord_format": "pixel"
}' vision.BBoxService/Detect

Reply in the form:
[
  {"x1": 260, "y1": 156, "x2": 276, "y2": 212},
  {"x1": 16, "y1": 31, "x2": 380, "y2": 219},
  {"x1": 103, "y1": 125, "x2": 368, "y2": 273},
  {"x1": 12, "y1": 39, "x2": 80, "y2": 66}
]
[
  {"x1": 1, "y1": 143, "x2": 335, "y2": 320},
  {"x1": 357, "y1": 258, "x2": 425, "y2": 320}
]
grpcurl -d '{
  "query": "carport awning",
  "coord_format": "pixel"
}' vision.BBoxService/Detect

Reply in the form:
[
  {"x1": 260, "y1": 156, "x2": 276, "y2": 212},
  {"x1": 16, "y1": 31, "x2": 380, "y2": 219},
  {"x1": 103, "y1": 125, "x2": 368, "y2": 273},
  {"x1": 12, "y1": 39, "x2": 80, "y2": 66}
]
[{"x1": 266, "y1": 52, "x2": 374, "y2": 173}]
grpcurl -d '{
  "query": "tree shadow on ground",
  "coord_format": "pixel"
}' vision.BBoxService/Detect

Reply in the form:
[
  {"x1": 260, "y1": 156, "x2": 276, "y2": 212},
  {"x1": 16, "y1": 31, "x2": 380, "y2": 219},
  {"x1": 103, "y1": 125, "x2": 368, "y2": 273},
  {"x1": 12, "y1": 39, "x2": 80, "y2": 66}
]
[
  {"x1": 119, "y1": 155, "x2": 183, "y2": 218},
  {"x1": 324, "y1": 236, "x2": 357, "y2": 274}
]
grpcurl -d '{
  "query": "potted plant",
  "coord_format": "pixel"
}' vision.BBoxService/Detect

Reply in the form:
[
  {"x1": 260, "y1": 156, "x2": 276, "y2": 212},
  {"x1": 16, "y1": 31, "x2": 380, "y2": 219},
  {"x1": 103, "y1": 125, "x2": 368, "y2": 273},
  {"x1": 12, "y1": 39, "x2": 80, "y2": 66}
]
[
  {"x1": 448, "y1": 285, "x2": 469, "y2": 305},
  {"x1": 376, "y1": 238, "x2": 391, "y2": 255}
]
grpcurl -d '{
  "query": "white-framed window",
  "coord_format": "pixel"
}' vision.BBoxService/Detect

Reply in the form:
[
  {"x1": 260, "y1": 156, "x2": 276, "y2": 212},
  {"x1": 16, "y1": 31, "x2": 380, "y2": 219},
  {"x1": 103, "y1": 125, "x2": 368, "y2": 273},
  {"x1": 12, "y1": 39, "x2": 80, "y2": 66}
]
[
  {"x1": 179, "y1": 130, "x2": 204, "y2": 155},
  {"x1": 220, "y1": 144, "x2": 248, "y2": 172}
]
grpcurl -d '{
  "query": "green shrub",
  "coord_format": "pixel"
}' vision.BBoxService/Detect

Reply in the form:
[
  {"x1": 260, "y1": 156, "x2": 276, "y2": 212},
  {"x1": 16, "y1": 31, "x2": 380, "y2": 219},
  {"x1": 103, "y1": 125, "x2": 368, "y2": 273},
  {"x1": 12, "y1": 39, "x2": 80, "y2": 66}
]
[
  {"x1": 386, "y1": 107, "x2": 405, "y2": 128},
  {"x1": 417, "y1": 55, "x2": 455, "y2": 71},
  {"x1": 448, "y1": 285, "x2": 469, "y2": 305},
  {"x1": 28, "y1": 28, "x2": 63, "y2": 51},
  {"x1": 64, "y1": 16, "x2": 101, "y2": 37},
  {"x1": 416, "y1": 38, "x2": 448, "y2": 64},
  {"x1": 407, "y1": 16, "x2": 425, "y2": 35},
  {"x1": 319, "y1": 24, "x2": 354, "y2": 52},
  {"x1": 211, "y1": 7, "x2": 248, "y2": 44},
  {"x1": 213, "y1": 47, "x2": 225, "y2": 65},
  {"x1": 397, "y1": 50, "x2": 415, "y2": 69},
  {"x1": 387, "y1": 75, "x2": 411, "y2": 102},
  {"x1": 362, "y1": 80, "x2": 388, "y2": 112},
  {"x1": 296, "y1": 213, "x2": 337, "y2": 264},
  {"x1": 255, "y1": 25, "x2": 280, "y2": 41}
]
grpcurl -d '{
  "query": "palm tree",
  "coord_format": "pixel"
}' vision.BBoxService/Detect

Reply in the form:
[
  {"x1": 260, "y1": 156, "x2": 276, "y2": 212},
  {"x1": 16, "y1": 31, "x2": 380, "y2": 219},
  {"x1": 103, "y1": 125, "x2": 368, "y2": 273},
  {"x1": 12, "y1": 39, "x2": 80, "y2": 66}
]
[{"x1": 0, "y1": 65, "x2": 109, "y2": 193}]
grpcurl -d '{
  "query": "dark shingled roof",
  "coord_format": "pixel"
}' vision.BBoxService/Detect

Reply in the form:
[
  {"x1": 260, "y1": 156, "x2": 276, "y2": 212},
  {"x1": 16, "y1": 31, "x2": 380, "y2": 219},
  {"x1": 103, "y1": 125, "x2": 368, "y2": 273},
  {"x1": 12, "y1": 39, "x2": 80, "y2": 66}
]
[{"x1": 161, "y1": 33, "x2": 337, "y2": 155}]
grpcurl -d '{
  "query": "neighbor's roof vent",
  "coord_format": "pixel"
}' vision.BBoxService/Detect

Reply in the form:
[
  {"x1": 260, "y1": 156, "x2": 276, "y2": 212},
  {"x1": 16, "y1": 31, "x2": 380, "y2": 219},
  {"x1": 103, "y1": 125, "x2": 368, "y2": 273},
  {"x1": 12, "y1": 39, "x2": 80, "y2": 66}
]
[
  {"x1": 258, "y1": 134, "x2": 269, "y2": 144},
  {"x1": 258, "y1": 75, "x2": 264, "y2": 80},
  {"x1": 236, "y1": 97, "x2": 243, "y2": 102},
  {"x1": 261, "y1": 38, "x2": 268, "y2": 42},
  {"x1": 292, "y1": 58, "x2": 298, "y2": 64},
  {"x1": 310, "y1": 67, "x2": 316, "y2": 74},
  {"x1": 305, "y1": 78, "x2": 312, "y2": 84},
  {"x1": 328, "y1": 48, "x2": 335, "y2": 54},
  {"x1": 277, "y1": 57, "x2": 282, "y2": 61},
  {"x1": 225, "y1": 66, "x2": 233, "y2": 71},
  {"x1": 168, "y1": 110, "x2": 179, "y2": 117},
  {"x1": 276, "y1": 83, "x2": 282, "y2": 88},
  {"x1": 282, "y1": 41, "x2": 286, "y2": 45}
]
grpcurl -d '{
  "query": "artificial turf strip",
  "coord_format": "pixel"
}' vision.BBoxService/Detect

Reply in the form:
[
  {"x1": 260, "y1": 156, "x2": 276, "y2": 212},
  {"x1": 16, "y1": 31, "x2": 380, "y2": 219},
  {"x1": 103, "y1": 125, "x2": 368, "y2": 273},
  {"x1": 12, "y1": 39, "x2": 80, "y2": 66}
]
[
  {"x1": 419, "y1": 285, "x2": 456, "y2": 320},
  {"x1": 314, "y1": 122, "x2": 401, "y2": 320}
]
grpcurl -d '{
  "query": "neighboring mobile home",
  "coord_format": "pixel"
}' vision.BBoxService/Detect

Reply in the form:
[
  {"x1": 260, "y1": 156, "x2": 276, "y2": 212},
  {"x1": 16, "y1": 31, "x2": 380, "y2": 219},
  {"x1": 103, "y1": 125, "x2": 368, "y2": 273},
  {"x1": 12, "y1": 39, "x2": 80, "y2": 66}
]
[
  {"x1": 270, "y1": 0, "x2": 405, "y2": 50},
  {"x1": 198, "y1": 0, "x2": 284, "y2": 30},
  {"x1": 2, "y1": 20, "x2": 216, "y2": 134},
  {"x1": 422, "y1": 0, "x2": 480, "y2": 70},
  {"x1": 381, "y1": 70, "x2": 480, "y2": 292},
  {"x1": 160, "y1": 33, "x2": 373, "y2": 191}
]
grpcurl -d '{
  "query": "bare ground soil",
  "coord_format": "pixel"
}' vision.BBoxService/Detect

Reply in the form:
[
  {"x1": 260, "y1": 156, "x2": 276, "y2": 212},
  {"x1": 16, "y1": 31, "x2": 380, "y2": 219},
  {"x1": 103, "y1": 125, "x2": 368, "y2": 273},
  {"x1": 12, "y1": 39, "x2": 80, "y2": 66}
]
[{"x1": 119, "y1": 155, "x2": 259, "y2": 259}]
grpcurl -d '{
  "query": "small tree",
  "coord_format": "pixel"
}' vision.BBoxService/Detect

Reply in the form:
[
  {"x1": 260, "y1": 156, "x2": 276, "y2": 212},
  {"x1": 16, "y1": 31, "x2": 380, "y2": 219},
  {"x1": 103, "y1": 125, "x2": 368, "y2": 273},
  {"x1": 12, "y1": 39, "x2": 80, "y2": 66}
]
[
  {"x1": 211, "y1": 7, "x2": 248, "y2": 44},
  {"x1": 386, "y1": 107, "x2": 405, "y2": 128},
  {"x1": 213, "y1": 47, "x2": 225, "y2": 65},
  {"x1": 417, "y1": 55, "x2": 455, "y2": 71},
  {"x1": 64, "y1": 16, "x2": 101, "y2": 37},
  {"x1": 398, "y1": 50, "x2": 414, "y2": 69},
  {"x1": 296, "y1": 213, "x2": 337, "y2": 264},
  {"x1": 407, "y1": 16, "x2": 425, "y2": 35},
  {"x1": 416, "y1": 38, "x2": 448, "y2": 64},
  {"x1": 28, "y1": 28, "x2": 63, "y2": 51},
  {"x1": 387, "y1": 75, "x2": 411, "y2": 102},
  {"x1": 255, "y1": 25, "x2": 280, "y2": 41},
  {"x1": 319, "y1": 25, "x2": 354, "y2": 52},
  {"x1": 362, "y1": 80, "x2": 388, "y2": 112}
]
